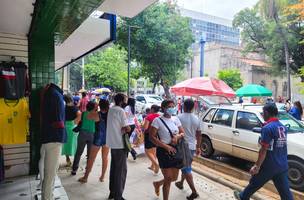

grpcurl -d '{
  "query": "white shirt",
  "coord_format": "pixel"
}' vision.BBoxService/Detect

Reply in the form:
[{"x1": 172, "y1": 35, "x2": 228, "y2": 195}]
[
  {"x1": 106, "y1": 106, "x2": 128, "y2": 149},
  {"x1": 178, "y1": 113, "x2": 201, "y2": 150},
  {"x1": 124, "y1": 105, "x2": 135, "y2": 125},
  {"x1": 151, "y1": 116, "x2": 182, "y2": 144}
]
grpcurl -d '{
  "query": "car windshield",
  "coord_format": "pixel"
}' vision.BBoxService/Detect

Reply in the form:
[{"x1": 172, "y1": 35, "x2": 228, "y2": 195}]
[
  {"x1": 277, "y1": 112, "x2": 304, "y2": 133},
  {"x1": 149, "y1": 96, "x2": 162, "y2": 101},
  {"x1": 146, "y1": 97, "x2": 159, "y2": 103}
]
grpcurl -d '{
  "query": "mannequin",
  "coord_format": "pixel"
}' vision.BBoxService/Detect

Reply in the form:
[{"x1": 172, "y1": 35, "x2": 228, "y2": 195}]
[{"x1": 39, "y1": 83, "x2": 66, "y2": 200}]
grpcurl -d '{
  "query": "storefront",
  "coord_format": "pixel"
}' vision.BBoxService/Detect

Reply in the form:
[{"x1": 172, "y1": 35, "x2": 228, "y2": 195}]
[{"x1": 0, "y1": 0, "x2": 156, "y2": 181}]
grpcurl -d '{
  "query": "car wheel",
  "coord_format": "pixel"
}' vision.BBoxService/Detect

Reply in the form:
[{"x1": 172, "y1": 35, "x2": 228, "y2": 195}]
[
  {"x1": 200, "y1": 137, "x2": 214, "y2": 158},
  {"x1": 288, "y1": 159, "x2": 304, "y2": 192}
]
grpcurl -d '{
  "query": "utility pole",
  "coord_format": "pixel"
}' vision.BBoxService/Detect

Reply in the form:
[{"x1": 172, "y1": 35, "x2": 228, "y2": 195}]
[
  {"x1": 127, "y1": 26, "x2": 131, "y2": 97},
  {"x1": 200, "y1": 37, "x2": 206, "y2": 77},
  {"x1": 82, "y1": 57, "x2": 85, "y2": 90}
]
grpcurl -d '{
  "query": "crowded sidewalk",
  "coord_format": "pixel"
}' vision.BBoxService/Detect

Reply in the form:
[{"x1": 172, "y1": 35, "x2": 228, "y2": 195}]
[{"x1": 58, "y1": 154, "x2": 236, "y2": 200}]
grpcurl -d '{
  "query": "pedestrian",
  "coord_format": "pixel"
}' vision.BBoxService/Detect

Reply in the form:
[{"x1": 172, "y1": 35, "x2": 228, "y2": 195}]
[
  {"x1": 143, "y1": 107, "x2": 151, "y2": 119},
  {"x1": 177, "y1": 98, "x2": 182, "y2": 114},
  {"x1": 124, "y1": 97, "x2": 137, "y2": 160},
  {"x1": 234, "y1": 103, "x2": 294, "y2": 200},
  {"x1": 73, "y1": 92, "x2": 81, "y2": 106},
  {"x1": 150, "y1": 99, "x2": 185, "y2": 200},
  {"x1": 285, "y1": 99, "x2": 292, "y2": 112},
  {"x1": 106, "y1": 93, "x2": 131, "y2": 200},
  {"x1": 62, "y1": 94, "x2": 81, "y2": 167},
  {"x1": 289, "y1": 101, "x2": 303, "y2": 121},
  {"x1": 175, "y1": 99, "x2": 202, "y2": 200},
  {"x1": 79, "y1": 92, "x2": 89, "y2": 112},
  {"x1": 78, "y1": 99, "x2": 110, "y2": 183},
  {"x1": 71, "y1": 101, "x2": 99, "y2": 175},
  {"x1": 143, "y1": 105, "x2": 160, "y2": 174}
]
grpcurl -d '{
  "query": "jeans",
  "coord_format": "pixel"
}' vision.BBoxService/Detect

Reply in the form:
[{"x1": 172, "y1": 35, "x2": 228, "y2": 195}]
[
  {"x1": 240, "y1": 170, "x2": 293, "y2": 200},
  {"x1": 41, "y1": 143, "x2": 62, "y2": 200},
  {"x1": 72, "y1": 131, "x2": 94, "y2": 172}
]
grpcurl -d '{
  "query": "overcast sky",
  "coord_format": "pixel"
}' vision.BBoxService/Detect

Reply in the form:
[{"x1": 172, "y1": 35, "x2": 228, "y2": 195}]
[{"x1": 177, "y1": 0, "x2": 259, "y2": 19}]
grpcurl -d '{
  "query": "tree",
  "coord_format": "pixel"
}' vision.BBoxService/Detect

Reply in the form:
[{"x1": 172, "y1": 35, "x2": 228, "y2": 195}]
[
  {"x1": 84, "y1": 45, "x2": 128, "y2": 92},
  {"x1": 233, "y1": 1, "x2": 304, "y2": 91},
  {"x1": 217, "y1": 69, "x2": 243, "y2": 91},
  {"x1": 117, "y1": 2, "x2": 194, "y2": 97}
]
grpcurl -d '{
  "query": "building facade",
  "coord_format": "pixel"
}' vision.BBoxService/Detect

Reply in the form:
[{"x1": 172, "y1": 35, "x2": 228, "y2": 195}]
[
  {"x1": 189, "y1": 43, "x2": 288, "y2": 99},
  {"x1": 180, "y1": 8, "x2": 240, "y2": 46}
]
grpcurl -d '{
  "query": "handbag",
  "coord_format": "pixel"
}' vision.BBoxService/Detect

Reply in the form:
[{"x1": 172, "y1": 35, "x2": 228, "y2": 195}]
[
  {"x1": 123, "y1": 133, "x2": 132, "y2": 152},
  {"x1": 72, "y1": 112, "x2": 84, "y2": 133},
  {"x1": 159, "y1": 118, "x2": 192, "y2": 167}
]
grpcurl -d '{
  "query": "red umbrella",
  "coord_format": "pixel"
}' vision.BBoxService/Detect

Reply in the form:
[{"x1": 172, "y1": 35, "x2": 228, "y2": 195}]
[{"x1": 171, "y1": 77, "x2": 235, "y2": 98}]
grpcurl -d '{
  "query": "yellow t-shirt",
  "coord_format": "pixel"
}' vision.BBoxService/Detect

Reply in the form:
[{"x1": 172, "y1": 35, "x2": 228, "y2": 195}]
[{"x1": 0, "y1": 98, "x2": 30, "y2": 145}]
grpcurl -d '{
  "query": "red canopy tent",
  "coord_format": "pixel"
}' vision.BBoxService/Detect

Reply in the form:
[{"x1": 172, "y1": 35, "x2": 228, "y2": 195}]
[{"x1": 171, "y1": 77, "x2": 235, "y2": 98}]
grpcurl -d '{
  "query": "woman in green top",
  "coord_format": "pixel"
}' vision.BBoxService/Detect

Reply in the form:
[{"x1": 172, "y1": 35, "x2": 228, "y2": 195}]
[
  {"x1": 71, "y1": 101, "x2": 99, "y2": 175},
  {"x1": 62, "y1": 94, "x2": 81, "y2": 166}
]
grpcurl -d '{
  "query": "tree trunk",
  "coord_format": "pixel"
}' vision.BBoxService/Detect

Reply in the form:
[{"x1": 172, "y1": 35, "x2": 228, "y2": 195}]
[
  {"x1": 274, "y1": 16, "x2": 291, "y2": 99},
  {"x1": 152, "y1": 82, "x2": 157, "y2": 94},
  {"x1": 160, "y1": 79, "x2": 171, "y2": 99}
]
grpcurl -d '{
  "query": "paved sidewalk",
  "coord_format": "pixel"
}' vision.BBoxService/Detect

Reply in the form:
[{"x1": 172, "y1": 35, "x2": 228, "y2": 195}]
[{"x1": 59, "y1": 154, "x2": 237, "y2": 200}]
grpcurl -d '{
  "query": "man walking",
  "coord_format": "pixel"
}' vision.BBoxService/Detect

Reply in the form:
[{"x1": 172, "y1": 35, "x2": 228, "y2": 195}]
[
  {"x1": 106, "y1": 93, "x2": 131, "y2": 200},
  {"x1": 175, "y1": 99, "x2": 202, "y2": 200},
  {"x1": 234, "y1": 103, "x2": 293, "y2": 200}
]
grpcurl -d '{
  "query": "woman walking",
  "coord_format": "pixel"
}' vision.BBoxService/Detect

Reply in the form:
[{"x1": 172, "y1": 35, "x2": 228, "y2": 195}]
[
  {"x1": 289, "y1": 101, "x2": 303, "y2": 120},
  {"x1": 150, "y1": 100, "x2": 185, "y2": 200},
  {"x1": 143, "y1": 105, "x2": 160, "y2": 174},
  {"x1": 71, "y1": 101, "x2": 99, "y2": 175},
  {"x1": 124, "y1": 97, "x2": 137, "y2": 160},
  {"x1": 78, "y1": 99, "x2": 110, "y2": 183},
  {"x1": 62, "y1": 94, "x2": 81, "y2": 166}
]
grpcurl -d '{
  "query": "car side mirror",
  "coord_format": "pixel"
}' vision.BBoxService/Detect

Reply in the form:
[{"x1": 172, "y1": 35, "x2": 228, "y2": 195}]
[{"x1": 252, "y1": 127, "x2": 262, "y2": 133}]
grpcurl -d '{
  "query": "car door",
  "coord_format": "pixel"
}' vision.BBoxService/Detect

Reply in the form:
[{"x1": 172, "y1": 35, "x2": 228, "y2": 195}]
[
  {"x1": 232, "y1": 111, "x2": 262, "y2": 162},
  {"x1": 206, "y1": 108, "x2": 235, "y2": 155}
]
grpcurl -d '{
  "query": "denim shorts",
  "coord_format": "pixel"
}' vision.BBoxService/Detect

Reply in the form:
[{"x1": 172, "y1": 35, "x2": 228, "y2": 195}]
[{"x1": 181, "y1": 150, "x2": 196, "y2": 174}]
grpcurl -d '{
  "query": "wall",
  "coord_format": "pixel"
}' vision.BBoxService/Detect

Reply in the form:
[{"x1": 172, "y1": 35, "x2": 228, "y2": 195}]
[{"x1": 0, "y1": 32, "x2": 30, "y2": 177}]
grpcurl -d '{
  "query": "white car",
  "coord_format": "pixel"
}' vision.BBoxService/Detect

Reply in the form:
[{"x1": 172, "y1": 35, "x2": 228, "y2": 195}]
[
  {"x1": 200, "y1": 105, "x2": 304, "y2": 191},
  {"x1": 135, "y1": 94, "x2": 163, "y2": 111}
]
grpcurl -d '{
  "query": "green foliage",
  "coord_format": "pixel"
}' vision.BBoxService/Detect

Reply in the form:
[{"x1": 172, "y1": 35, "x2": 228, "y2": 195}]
[
  {"x1": 84, "y1": 45, "x2": 128, "y2": 92},
  {"x1": 217, "y1": 68, "x2": 243, "y2": 91},
  {"x1": 117, "y1": 2, "x2": 194, "y2": 96},
  {"x1": 233, "y1": 1, "x2": 304, "y2": 76}
]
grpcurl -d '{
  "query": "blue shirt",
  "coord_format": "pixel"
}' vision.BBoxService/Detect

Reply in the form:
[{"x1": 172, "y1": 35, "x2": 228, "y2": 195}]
[
  {"x1": 260, "y1": 119, "x2": 288, "y2": 174},
  {"x1": 289, "y1": 107, "x2": 302, "y2": 120},
  {"x1": 41, "y1": 83, "x2": 66, "y2": 144},
  {"x1": 73, "y1": 96, "x2": 80, "y2": 105}
]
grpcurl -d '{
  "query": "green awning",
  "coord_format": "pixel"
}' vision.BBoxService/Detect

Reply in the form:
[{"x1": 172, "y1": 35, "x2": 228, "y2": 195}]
[{"x1": 236, "y1": 84, "x2": 272, "y2": 97}]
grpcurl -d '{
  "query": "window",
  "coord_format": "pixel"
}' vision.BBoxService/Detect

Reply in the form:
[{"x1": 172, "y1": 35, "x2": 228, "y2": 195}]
[
  {"x1": 203, "y1": 108, "x2": 216, "y2": 122},
  {"x1": 136, "y1": 96, "x2": 146, "y2": 103},
  {"x1": 211, "y1": 109, "x2": 234, "y2": 127},
  {"x1": 236, "y1": 112, "x2": 262, "y2": 131}
]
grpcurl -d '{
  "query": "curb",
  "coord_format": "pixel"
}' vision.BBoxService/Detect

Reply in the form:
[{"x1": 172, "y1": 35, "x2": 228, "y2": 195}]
[{"x1": 192, "y1": 166, "x2": 266, "y2": 200}]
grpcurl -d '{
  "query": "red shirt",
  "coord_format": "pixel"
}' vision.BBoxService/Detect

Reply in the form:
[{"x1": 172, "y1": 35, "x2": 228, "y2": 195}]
[{"x1": 146, "y1": 113, "x2": 160, "y2": 123}]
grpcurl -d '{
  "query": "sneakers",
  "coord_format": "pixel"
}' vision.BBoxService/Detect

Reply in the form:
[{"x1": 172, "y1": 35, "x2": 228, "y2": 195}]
[{"x1": 233, "y1": 190, "x2": 241, "y2": 200}]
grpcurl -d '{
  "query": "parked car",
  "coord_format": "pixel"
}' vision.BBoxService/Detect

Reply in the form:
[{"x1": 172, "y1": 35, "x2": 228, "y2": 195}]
[
  {"x1": 135, "y1": 94, "x2": 163, "y2": 111},
  {"x1": 200, "y1": 105, "x2": 304, "y2": 191}
]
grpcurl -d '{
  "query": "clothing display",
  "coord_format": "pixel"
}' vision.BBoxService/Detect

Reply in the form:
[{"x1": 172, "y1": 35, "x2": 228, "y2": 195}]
[
  {"x1": 0, "y1": 98, "x2": 30, "y2": 144},
  {"x1": 0, "y1": 61, "x2": 30, "y2": 100},
  {"x1": 0, "y1": 145, "x2": 4, "y2": 182}
]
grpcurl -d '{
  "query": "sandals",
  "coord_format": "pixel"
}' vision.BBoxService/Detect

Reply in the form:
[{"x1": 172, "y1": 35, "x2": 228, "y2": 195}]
[
  {"x1": 186, "y1": 193, "x2": 199, "y2": 200},
  {"x1": 153, "y1": 182, "x2": 160, "y2": 196},
  {"x1": 78, "y1": 177, "x2": 87, "y2": 183},
  {"x1": 175, "y1": 181, "x2": 184, "y2": 190}
]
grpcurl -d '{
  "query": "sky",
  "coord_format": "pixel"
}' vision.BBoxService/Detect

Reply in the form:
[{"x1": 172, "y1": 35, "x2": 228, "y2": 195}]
[{"x1": 177, "y1": 0, "x2": 259, "y2": 20}]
